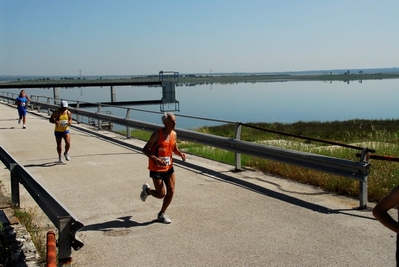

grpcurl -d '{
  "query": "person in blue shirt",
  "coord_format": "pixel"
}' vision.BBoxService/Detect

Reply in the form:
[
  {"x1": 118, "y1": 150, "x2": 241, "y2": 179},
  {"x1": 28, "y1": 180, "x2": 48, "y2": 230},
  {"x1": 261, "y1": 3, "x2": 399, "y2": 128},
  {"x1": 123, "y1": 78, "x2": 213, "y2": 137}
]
[{"x1": 15, "y1": 90, "x2": 31, "y2": 129}]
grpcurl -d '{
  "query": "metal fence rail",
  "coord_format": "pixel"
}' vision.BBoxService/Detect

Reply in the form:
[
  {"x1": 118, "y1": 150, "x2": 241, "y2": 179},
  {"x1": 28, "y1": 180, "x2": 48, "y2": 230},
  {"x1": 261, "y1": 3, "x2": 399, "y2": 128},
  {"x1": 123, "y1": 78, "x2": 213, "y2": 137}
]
[
  {"x1": 0, "y1": 93, "x2": 371, "y2": 208},
  {"x1": 0, "y1": 146, "x2": 84, "y2": 261}
]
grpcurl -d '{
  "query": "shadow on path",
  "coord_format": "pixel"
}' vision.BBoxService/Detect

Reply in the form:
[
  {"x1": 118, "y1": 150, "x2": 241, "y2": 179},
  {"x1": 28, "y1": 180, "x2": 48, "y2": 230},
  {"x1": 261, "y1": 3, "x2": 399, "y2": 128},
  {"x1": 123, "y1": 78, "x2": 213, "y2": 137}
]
[
  {"x1": 81, "y1": 216, "x2": 158, "y2": 232},
  {"x1": 175, "y1": 159, "x2": 375, "y2": 221}
]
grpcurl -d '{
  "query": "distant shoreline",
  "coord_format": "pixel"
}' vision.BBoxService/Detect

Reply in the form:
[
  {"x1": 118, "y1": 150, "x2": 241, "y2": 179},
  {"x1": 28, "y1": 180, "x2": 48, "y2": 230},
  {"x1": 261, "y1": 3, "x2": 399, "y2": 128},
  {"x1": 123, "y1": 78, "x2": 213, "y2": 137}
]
[
  {"x1": 175, "y1": 73, "x2": 399, "y2": 84},
  {"x1": 1, "y1": 72, "x2": 399, "y2": 87}
]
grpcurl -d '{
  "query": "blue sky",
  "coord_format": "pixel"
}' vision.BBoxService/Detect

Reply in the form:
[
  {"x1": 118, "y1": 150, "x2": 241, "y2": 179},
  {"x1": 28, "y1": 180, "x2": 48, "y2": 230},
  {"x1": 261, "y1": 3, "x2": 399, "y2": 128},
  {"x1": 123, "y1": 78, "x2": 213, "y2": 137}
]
[{"x1": 1, "y1": 0, "x2": 398, "y2": 76}]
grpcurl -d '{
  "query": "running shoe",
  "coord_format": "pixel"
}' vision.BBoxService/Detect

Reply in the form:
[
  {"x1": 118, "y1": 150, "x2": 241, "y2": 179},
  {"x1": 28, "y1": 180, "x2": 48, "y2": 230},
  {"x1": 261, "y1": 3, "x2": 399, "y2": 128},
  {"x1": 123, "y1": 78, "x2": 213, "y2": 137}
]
[
  {"x1": 157, "y1": 213, "x2": 171, "y2": 224},
  {"x1": 22, "y1": 125, "x2": 26, "y2": 129},
  {"x1": 58, "y1": 156, "x2": 64, "y2": 163},
  {"x1": 18, "y1": 119, "x2": 21, "y2": 124},
  {"x1": 140, "y1": 183, "x2": 150, "y2": 202},
  {"x1": 64, "y1": 152, "x2": 71, "y2": 161}
]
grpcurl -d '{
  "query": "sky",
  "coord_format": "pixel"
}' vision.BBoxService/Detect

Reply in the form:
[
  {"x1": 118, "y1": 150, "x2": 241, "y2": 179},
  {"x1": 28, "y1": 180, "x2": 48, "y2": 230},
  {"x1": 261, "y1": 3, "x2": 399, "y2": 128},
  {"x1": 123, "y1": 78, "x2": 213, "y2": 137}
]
[{"x1": 1, "y1": 0, "x2": 398, "y2": 76}]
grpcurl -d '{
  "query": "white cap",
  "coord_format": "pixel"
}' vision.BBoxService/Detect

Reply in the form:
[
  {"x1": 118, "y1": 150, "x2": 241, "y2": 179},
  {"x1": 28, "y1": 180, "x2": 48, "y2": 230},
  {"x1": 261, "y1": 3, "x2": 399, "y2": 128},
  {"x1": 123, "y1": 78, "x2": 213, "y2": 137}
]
[{"x1": 61, "y1": 100, "x2": 68, "y2": 108}]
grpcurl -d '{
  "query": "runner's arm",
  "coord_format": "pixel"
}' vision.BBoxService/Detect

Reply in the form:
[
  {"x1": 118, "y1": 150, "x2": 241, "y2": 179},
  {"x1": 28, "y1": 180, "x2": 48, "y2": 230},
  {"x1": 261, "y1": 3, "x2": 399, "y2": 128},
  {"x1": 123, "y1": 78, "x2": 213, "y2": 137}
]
[
  {"x1": 67, "y1": 111, "x2": 73, "y2": 125},
  {"x1": 173, "y1": 132, "x2": 186, "y2": 161},
  {"x1": 49, "y1": 111, "x2": 59, "y2": 125},
  {"x1": 142, "y1": 131, "x2": 165, "y2": 165},
  {"x1": 373, "y1": 185, "x2": 399, "y2": 233}
]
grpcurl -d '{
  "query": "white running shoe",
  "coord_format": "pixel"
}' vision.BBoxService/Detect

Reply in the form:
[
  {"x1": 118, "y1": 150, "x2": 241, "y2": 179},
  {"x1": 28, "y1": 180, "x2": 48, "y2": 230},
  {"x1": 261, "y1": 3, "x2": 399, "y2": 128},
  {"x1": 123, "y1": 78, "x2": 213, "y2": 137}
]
[
  {"x1": 140, "y1": 183, "x2": 150, "y2": 202},
  {"x1": 22, "y1": 125, "x2": 26, "y2": 129},
  {"x1": 58, "y1": 156, "x2": 64, "y2": 163},
  {"x1": 157, "y1": 213, "x2": 171, "y2": 224},
  {"x1": 64, "y1": 152, "x2": 71, "y2": 161}
]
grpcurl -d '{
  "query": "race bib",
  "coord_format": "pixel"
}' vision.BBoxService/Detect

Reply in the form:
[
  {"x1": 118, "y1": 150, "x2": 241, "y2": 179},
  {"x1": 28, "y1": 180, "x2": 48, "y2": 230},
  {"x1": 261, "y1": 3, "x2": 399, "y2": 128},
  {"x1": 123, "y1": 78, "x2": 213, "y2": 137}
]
[
  {"x1": 21, "y1": 102, "x2": 25, "y2": 107},
  {"x1": 159, "y1": 156, "x2": 171, "y2": 166},
  {"x1": 59, "y1": 120, "x2": 68, "y2": 127}
]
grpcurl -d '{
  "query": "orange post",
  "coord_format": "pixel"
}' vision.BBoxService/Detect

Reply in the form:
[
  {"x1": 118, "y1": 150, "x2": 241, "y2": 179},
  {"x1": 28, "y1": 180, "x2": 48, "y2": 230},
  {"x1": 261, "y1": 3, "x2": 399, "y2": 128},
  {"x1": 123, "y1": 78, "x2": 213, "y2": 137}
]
[{"x1": 46, "y1": 230, "x2": 57, "y2": 267}]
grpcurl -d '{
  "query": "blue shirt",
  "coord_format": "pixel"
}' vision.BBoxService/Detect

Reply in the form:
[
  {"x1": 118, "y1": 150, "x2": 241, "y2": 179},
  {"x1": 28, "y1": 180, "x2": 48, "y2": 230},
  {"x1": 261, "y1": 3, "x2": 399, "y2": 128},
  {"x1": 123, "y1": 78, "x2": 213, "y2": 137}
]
[{"x1": 16, "y1": 96, "x2": 28, "y2": 110}]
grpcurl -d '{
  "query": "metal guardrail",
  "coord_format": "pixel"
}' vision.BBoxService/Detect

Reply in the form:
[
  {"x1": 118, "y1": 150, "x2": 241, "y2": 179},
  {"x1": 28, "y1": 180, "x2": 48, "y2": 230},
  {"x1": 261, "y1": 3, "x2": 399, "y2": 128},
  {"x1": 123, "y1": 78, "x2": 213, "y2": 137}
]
[
  {"x1": 0, "y1": 93, "x2": 371, "y2": 208},
  {"x1": 0, "y1": 146, "x2": 84, "y2": 261}
]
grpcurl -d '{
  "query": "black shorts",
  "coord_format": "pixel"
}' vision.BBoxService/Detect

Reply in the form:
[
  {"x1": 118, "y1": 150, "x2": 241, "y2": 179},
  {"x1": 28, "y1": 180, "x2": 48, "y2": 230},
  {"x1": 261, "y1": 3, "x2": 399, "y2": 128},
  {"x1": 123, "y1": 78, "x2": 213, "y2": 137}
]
[{"x1": 150, "y1": 167, "x2": 174, "y2": 180}]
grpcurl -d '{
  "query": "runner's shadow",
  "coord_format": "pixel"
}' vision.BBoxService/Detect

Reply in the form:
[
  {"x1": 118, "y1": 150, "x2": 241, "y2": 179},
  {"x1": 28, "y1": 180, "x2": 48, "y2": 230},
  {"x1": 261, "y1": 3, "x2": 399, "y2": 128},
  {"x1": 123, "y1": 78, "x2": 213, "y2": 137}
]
[
  {"x1": 81, "y1": 216, "x2": 158, "y2": 232},
  {"x1": 24, "y1": 162, "x2": 59, "y2": 167},
  {"x1": 0, "y1": 119, "x2": 19, "y2": 122}
]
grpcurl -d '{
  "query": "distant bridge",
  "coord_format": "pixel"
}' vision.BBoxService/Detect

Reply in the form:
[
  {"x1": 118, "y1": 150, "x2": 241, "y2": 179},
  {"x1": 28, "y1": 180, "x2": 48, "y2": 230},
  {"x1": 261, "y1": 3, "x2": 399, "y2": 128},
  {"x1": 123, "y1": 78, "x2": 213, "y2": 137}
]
[
  {"x1": 0, "y1": 75, "x2": 179, "y2": 111},
  {"x1": 0, "y1": 78, "x2": 162, "y2": 89}
]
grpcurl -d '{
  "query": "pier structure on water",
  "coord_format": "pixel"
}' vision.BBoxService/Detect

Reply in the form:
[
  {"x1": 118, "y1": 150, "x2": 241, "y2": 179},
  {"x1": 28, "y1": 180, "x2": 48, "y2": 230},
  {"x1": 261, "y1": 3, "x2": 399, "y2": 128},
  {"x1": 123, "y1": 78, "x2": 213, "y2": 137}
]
[{"x1": 0, "y1": 71, "x2": 180, "y2": 112}]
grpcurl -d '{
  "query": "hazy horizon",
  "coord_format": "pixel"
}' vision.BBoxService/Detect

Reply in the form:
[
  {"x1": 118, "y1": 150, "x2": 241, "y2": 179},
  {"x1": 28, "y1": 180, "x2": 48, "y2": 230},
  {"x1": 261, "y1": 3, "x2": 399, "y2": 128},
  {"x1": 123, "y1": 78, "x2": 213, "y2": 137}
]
[{"x1": 1, "y1": 66, "x2": 398, "y2": 79}]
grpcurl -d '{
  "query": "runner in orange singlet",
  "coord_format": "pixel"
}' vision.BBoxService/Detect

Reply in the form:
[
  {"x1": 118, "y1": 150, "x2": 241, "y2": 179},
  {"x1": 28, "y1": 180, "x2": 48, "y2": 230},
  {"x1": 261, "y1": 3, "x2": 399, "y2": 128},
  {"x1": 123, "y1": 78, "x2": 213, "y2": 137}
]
[{"x1": 141, "y1": 112, "x2": 186, "y2": 224}]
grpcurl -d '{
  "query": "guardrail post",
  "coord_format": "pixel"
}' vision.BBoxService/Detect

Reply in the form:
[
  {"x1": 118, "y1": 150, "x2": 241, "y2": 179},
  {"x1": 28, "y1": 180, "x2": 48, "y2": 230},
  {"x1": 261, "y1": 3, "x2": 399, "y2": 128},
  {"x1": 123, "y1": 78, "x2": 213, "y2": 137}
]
[
  {"x1": 58, "y1": 216, "x2": 72, "y2": 264},
  {"x1": 30, "y1": 95, "x2": 34, "y2": 110},
  {"x1": 10, "y1": 163, "x2": 20, "y2": 208},
  {"x1": 126, "y1": 108, "x2": 131, "y2": 138},
  {"x1": 359, "y1": 175, "x2": 368, "y2": 209},
  {"x1": 234, "y1": 122, "x2": 242, "y2": 171},
  {"x1": 47, "y1": 97, "x2": 52, "y2": 116},
  {"x1": 76, "y1": 102, "x2": 81, "y2": 123},
  {"x1": 33, "y1": 96, "x2": 38, "y2": 112},
  {"x1": 359, "y1": 148, "x2": 369, "y2": 209},
  {"x1": 97, "y1": 104, "x2": 102, "y2": 130}
]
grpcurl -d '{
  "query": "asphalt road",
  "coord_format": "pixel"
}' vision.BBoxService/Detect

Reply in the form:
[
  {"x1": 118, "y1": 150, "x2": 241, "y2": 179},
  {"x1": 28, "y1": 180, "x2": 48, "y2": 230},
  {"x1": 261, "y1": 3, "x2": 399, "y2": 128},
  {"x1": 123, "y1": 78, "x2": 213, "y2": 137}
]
[{"x1": 0, "y1": 102, "x2": 396, "y2": 267}]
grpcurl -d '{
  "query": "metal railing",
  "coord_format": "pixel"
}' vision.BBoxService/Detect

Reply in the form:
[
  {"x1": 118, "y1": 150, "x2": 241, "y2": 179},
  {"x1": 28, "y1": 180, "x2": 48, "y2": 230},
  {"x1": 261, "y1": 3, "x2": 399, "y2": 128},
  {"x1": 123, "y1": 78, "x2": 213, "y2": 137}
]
[
  {"x1": 0, "y1": 92, "x2": 371, "y2": 208},
  {"x1": 0, "y1": 146, "x2": 84, "y2": 261}
]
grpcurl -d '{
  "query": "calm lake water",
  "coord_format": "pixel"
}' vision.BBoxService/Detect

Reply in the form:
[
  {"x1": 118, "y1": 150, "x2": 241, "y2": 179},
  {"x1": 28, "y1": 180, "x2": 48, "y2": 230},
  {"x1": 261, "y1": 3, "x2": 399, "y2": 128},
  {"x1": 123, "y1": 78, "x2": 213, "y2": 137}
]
[{"x1": 3, "y1": 78, "x2": 399, "y2": 130}]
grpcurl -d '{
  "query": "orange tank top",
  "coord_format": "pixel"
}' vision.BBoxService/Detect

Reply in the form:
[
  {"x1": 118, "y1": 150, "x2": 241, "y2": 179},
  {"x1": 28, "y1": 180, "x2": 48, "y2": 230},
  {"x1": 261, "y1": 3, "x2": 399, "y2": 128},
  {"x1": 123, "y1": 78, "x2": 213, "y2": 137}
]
[{"x1": 148, "y1": 129, "x2": 176, "y2": 172}]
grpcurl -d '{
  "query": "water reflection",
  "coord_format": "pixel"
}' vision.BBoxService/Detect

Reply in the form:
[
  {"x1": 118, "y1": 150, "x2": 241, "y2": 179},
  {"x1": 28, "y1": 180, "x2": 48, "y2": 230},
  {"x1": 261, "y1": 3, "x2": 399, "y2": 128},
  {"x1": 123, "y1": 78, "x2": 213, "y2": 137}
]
[{"x1": 4, "y1": 79, "x2": 399, "y2": 129}]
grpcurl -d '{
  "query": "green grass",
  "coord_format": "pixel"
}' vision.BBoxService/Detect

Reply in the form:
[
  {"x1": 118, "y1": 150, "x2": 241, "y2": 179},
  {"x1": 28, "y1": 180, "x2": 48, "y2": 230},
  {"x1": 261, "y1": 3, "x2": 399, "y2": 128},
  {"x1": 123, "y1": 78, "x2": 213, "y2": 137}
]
[
  {"x1": 124, "y1": 119, "x2": 399, "y2": 202},
  {"x1": 14, "y1": 208, "x2": 47, "y2": 264}
]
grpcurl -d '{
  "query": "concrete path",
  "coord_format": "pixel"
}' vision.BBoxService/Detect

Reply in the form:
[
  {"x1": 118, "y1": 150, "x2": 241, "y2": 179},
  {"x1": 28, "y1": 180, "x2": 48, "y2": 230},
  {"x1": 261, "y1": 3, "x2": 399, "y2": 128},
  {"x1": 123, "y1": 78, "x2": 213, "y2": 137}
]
[{"x1": 0, "y1": 102, "x2": 396, "y2": 267}]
